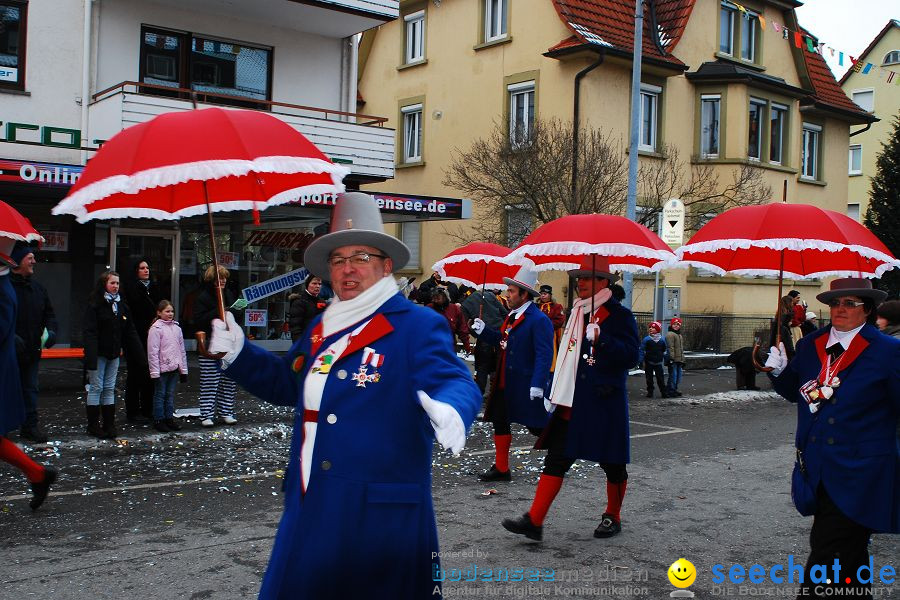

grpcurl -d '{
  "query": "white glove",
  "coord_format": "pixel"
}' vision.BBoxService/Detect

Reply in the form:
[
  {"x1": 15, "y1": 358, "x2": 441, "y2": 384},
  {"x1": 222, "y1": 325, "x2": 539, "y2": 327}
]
[
  {"x1": 471, "y1": 318, "x2": 485, "y2": 335},
  {"x1": 530, "y1": 387, "x2": 543, "y2": 402},
  {"x1": 209, "y1": 311, "x2": 245, "y2": 367},
  {"x1": 764, "y1": 342, "x2": 788, "y2": 376},
  {"x1": 585, "y1": 323, "x2": 600, "y2": 342},
  {"x1": 544, "y1": 398, "x2": 553, "y2": 412},
  {"x1": 417, "y1": 390, "x2": 466, "y2": 455}
]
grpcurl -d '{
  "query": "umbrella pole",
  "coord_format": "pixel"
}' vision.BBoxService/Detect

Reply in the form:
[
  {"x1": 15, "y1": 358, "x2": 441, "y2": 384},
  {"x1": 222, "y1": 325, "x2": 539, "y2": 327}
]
[
  {"x1": 196, "y1": 181, "x2": 227, "y2": 359},
  {"x1": 479, "y1": 262, "x2": 487, "y2": 319},
  {"x1": 754, "y1": 180, "x2": 788, "y2": 372}
]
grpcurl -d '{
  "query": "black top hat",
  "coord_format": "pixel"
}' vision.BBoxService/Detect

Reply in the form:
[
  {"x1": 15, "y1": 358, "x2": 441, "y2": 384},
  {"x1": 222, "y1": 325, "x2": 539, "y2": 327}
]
[{"x1": 539, "y1": 285, "x2": 552, "y2": 294}]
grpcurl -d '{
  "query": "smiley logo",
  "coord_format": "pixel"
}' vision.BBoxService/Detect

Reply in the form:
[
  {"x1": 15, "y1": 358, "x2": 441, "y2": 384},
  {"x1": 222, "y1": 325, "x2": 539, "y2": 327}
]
[{"x1": 668, "y1": 558, "x2": 696, "y2": 588}]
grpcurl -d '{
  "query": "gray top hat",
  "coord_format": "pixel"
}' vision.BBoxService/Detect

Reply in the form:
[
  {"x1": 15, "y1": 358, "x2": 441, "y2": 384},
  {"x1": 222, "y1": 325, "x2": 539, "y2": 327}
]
[
  {"x1": 503, "y1": 265, "x2": 541, "y2": 297},
  {"x1": 304, "y1": 192, "x2": 410, "y2": 278},
  {"x1": 815, "y1": 277, "x2": 887, "y2": 305}
]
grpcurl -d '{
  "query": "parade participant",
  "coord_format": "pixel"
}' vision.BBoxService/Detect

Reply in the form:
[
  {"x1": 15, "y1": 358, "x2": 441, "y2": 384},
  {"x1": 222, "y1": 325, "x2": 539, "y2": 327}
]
[
  {"x1": 665, "y1": 317, "x2": 684, "y2": 397},
  {"x1": 537, "y1": 285, "x2": 565, "y2": 371},
  {"x1": 640, "y1": 321, "x2": 668, "y2": 398},
  {"x1": 471, "y1": 266, "x2": 553, "y2": 482},
  {"x1": 208, "y1": 192, "x2": 481, "y2": 599},
  {"x1": 460, "y1": 289, "x2": 508, "y2": 394},
  {"x1": 502, "y1": 255, "x2": 639, "y2": 541},
  {"x1": 0, "y1": 239, "x2": 56, "y2": 510},
  {"x1": 765, "y1": 278, "x2": 900, "y2": 599},
  {"x1": 122, "y1": 258, "x2": 163, "y2": 423},
  {"x1": 10, "y1": 242, "x2": 57, "y2": 443},
  {"x1": 788, "y1": 290, "x2": 805, "y2": 346},
  {"x1": 427, "y1": 288, "x2": 471, "y2": 355}
]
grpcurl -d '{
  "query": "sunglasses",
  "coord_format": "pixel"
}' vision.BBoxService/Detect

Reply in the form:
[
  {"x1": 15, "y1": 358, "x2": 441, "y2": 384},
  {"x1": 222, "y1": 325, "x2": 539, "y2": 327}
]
[{"x1": 827, "y1": 299, "x2": 865, "y2": 309}]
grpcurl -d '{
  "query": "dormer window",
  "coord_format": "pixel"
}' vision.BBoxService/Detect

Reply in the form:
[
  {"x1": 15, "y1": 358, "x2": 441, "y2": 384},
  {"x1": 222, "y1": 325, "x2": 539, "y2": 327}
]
[
  {"x1": 883, "y1": 50, "x2": 900, "y2": 66},
  {"x1": 719, "y1": 2, "x2": 761, "y2": 65}
]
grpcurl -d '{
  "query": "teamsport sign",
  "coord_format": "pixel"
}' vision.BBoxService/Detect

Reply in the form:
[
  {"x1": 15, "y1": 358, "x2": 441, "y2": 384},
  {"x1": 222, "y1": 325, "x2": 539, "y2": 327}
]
[
  {"x1": 294, "y1": 192, "x2": 469, "y2": 220},
  {"x1": 242, "y1": 267, "x2": 309, "y2": 304}
]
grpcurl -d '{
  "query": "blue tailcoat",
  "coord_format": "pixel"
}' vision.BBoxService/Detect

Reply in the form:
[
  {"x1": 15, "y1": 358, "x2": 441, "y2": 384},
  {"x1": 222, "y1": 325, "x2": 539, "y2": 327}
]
[
  {"x1": 1, "y1": 274, "x2": 25, "y2": 434},
  {"x1": 224, "y1": 294, "x2": 481, "y2": 599},
  {"x1": 477, "y1": 302, "x2": 553, "y2": 429},
  {"x1": 538, "y1": 299, "x2": 640, "y2": 464},
  {"x1": 771, "y1": 324, "x2": 900, "y2": 533}
]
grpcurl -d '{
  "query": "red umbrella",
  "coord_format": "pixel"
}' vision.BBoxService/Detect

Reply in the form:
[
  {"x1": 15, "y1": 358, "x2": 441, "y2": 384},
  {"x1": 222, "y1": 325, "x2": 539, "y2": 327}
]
[
  {"x1": 432, "y1": 242, "x2": 520, "y2": 291},
  {"x1": 506, "y1": 213, "x2": 675, "y2": 273},
  {"x1": 674, "y1": 203, "x2": 900, "y2": 279},
  {"x1": 0, "y1": 200, "x2": 44, "y2": 267}
]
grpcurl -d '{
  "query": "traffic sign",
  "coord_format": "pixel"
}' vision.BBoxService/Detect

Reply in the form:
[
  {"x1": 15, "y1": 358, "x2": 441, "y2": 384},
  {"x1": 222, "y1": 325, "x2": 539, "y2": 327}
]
[{"x1": 661, "y1": 198, "x2": 685, "y2": 246}]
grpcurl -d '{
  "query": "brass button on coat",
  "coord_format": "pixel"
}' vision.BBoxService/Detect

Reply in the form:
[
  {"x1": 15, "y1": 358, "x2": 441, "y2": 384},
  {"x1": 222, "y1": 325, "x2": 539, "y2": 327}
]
[{"x1": 321, "y1": 460, "x2": 332, "y2": 470}]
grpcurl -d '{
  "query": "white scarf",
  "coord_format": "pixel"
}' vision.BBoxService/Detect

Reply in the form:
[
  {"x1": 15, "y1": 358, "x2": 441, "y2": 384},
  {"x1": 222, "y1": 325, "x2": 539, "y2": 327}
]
[
  {"x1": 549, "y1": 288, "x2": 612, "y2": 408},
  {"x1": 320, "y1": 275, "x2": 399, "y2": 338}
]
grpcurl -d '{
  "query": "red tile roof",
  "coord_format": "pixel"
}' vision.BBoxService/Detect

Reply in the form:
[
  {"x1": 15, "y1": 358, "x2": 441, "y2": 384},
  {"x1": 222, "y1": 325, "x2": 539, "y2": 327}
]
[
  {"x1": 548, "y1": 0, "x2": 694, "y2": 68},
  {"x1": 799, "y1": 27, "x2": 872, "y2": 118}
]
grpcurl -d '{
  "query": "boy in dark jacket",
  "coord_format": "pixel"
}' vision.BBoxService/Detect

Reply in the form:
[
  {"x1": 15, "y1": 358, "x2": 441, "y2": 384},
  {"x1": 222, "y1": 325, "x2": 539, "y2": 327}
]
[{"x1": 639, "y1": 321, "x2": 668, "y2": 398}]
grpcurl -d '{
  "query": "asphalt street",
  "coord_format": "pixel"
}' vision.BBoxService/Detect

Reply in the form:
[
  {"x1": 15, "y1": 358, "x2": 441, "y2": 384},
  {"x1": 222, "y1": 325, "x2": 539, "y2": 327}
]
[{"x1": 0, "y1": 360, "x2": 897, "y2": 599}]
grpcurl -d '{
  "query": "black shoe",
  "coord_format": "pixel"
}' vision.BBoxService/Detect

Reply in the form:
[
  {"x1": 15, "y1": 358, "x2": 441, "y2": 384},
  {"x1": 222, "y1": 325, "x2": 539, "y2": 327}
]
[
  {"x1": 20, "y1": 424, "x2": 48, "y2": 444},
  {"x1": 153, "y1": 420, "x2": 170, "y2": 433},
  {"x1": 30, "y1": 467, "x2": 57, "y2": 511},
  {"x1": 164, "y1": 418, "x2": 181, "y2": 431},
  {"x1": 645, "y1": 391, "x2": 653, "y2": 398},
  {"x1": 126, "y1": 414, "x2": 149, "y2": 424},
  {"x1": 593, "y1": 513, "x2": 622, "y2": 538},
  {"x1": 502, "y1": 513, "x2": 543, "y2": 541},
  {"x1": 478, "y1": 465, "x2": 512, "y2": 482}
]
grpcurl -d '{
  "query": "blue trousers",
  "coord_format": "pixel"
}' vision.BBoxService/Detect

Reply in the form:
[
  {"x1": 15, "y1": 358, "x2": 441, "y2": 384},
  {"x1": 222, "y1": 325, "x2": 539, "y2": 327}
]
[
  {"x1": 87, "y1": 357, "x2": 119, "y2": 406},
  {"x1": 667, "y1": 362, "x2": 684, "y2": 392},
  {"x1": 153, "y1": 371, "x2": 179, "y2": 420}
]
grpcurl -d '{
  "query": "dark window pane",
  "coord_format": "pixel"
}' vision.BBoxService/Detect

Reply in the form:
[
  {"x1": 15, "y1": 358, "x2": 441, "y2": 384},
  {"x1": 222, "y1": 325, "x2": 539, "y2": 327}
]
[
  {"x1": 143, "y1": 31, "x2": 182, "y2": 88},
  {"x1": 190, "y1": 37, "x2": 269, "y2": 101},
  {"x1": 0, "y1": 4, "x2": 23, "y2": 86}
]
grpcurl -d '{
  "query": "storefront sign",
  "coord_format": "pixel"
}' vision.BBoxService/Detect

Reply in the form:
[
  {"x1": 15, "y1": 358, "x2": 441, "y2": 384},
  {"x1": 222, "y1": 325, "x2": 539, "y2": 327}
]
[
  {"x1": 40, "y1": 232, "x2": 69, "y2": 252},
  {"x1": 245, "y1": 309, "x2": 268, "y2": 328},
  {"x1": 0, "y1": 67, "x2": 18, "y2": 83},
  {"x1": 0, "y1": 158, "x2": 83, "y2": 186},
  {"x1": 295, "y1": 192, "x2": 466, "y2": 219},
  {"x1": 245, "y1": 230, "x2": 314, "y2": 250},
  {"x1": 242, "y1": 267, "x2": 308, "y2": 303},
  {"x1": 219, "y1": 251, "x2": 240, "y2": 269}
]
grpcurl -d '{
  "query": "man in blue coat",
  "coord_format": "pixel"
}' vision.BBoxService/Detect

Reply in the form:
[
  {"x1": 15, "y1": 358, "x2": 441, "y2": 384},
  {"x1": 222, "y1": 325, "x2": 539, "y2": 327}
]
[
  {"x1": 208, "y1": 193, "x2": 481, "y2": 600},
  {"x1": 471, "y1": 266, "x2": 553, "y2": 482},
  {"x1": 502, "y1": 255, "x2": 639, "y2": 541},
  {"x1": 765, "y1": 277, "x2": 900, "y2": 599}
]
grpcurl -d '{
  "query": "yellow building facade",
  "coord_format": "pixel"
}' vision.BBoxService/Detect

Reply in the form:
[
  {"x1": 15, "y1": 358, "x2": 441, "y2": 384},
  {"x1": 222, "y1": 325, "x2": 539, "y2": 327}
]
[{"x1": 358, "y1": 0, "x2": 873, "y2": 317}]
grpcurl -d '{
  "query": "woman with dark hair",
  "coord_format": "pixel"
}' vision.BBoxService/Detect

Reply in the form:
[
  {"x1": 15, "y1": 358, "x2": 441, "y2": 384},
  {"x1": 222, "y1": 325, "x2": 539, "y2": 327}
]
[
  {"x1": 769, "y1": 295, "x2": 796, "y2": 360},
  {"x1": 876, "y1": 299, "x2": 900, "y2": 338},
  {"x1": 288, "y1": 274, "x2": 325, "y2": 342},
  {"x1": 83, "y1": 270, "x2": 144, "y2": 438},
  {"x1": 121, "y1": 258, "x2": 163, "y2": 422},
  {"x1": 194, "y1": 265, "x2": 242, "y2": 427}
]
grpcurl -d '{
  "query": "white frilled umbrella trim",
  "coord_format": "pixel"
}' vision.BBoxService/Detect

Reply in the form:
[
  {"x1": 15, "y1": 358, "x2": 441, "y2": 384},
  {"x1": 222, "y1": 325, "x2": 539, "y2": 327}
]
[
  {"x1": 0, "y1": 230, "x2": 45, "y2": 243},
  {"x1": 669, "y1": 260, "x2": 898, "y2": 280},
  {"x1": 506, "y1": 241, "x2": 675, "y2": 263},
  {"x1": 63, "y1": 182, "x2": 345, "y2": 224},
  {"x1": 432, "y1": 255, "x2": 508, "y2": 271},
  {"x1": 514, "y1": 259, "x2": 673, "y2": 274},
  {"x1": 440, "y1": 274, "x2": 507, "y2": 292},
  {"x1": 675, "y1": 237, "x2": 900, "y2": 265},
  {"x1": 52, "y1": 157, "x2": 350, "y2": 220}
]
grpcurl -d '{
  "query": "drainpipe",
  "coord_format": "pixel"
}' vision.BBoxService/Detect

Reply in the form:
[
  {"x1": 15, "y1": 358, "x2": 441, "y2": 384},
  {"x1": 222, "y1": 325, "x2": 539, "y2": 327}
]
[
  {"x1": 571, "y1": 53, "x2": 605, "y2": 206},
  {"x1": 80, "y1": 0, "x2": 94, "y2": 165},
  {"x1": 849, "y1": 123, "x2": 872, "y2": 137},
  {"x1": 340, "y1": 35, "x2": 359, "y2": 122},
  {"x1": 349, "y1": 34, "x2": 358, "y2": 123}
]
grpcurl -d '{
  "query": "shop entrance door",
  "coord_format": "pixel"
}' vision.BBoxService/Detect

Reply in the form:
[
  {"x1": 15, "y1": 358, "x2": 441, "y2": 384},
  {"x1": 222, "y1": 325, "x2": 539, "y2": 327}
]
[{"x1": 110, "y1": 229, "x2": 181, "y2": 311}]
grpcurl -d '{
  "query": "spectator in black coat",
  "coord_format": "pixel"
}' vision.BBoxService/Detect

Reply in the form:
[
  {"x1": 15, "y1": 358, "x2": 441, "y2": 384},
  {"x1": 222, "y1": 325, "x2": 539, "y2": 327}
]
[
  {"x1": 460, "y1": 289, "x2": 508, "y2": 394},
  {"x1": 121, "y1": 258, "x2": 163, "y2": 422},
  {"x1": 288, "y1": 274, "x2": 326, "y2": 342},
  {"x1": 9, "y1": 242, "x2": 58, "y2": 443},
  {"x1": 417, "y1": 272, "x2": 459, "y2": 304}
]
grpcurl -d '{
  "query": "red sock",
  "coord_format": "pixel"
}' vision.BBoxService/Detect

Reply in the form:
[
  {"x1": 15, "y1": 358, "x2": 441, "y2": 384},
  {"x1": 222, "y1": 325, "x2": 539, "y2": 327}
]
[
  {"x1": 0, "y1": 437, "x2": 45, "y2": 482},
  {"x1": 528, "y1": 474, "x2": 564, "y2": 526},
  {"x1": 494, "y1": 434, "x2": 512, "y2": 473},
  {"x1": 605, "y1": 480, "x2": 628, "y2": 523}
]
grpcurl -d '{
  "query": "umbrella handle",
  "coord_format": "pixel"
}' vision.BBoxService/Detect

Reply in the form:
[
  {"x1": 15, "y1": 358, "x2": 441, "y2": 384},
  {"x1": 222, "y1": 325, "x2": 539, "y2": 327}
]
[
  {"x1": 195, "y1": 331, "x2": 226, "y2": 360},
  {"x1": 751, "y1": 337, "x2": 773, "y2": 373}
]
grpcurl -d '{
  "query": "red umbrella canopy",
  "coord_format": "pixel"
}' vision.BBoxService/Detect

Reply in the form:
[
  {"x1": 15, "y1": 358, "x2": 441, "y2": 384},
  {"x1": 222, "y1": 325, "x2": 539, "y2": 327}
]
[
  {"x1": 52, "y1": 107, "x2": 349, "y2": 222},
  {"x1": 674, "y1": 203, "x2": 900, "y2": 279},
  {"x1": 432, "y1": 242, "x2": 521, "y2": 291},
  {"x1": 506, "y1": 214, "x2": 675, "y2": 273},
  {"x1": 0, "y1": 200, "x2": 44, "y2": 243}
]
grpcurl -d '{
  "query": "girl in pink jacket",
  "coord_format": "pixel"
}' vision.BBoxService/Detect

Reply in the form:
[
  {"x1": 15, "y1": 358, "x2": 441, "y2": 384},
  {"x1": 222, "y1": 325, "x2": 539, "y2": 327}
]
[{"x1": 147, "y1": 300, "x2": 188, "y2": 433}]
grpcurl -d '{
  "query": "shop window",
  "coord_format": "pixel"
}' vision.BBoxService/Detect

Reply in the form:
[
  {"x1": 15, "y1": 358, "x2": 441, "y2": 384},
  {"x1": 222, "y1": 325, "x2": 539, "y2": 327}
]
[
  {"x1": 848, "y1": 144, "x2": 862, "y2": 175},
  {"x1": 404, "y1": 10, "x2": 425, "y2": 64},
  {"x1": 851, "y1": 89, "x2": 873, "y2": 112},
  {"x1": 400, "y1": 221, "x2": 421, "y2": 269},
  {"x1": 639, "y1": 84, "x2": 661, "y2": 152},
  {"x1": 0, "y1": 1, "x2": 26, "y2": 90},
  {"x1": 847, "y1": 203, "x2": 860, "y2": 221},
  {"x1": 800, "y1": 122, "x2": 821, "y2": 181},
  {"x1": 769, "y1": 103, "x2": 787, "y2": 165},
  {"x1": 140, "y1": 26, "x2": 272, "y2": 109},
  {"x1": 748, "y1": 98, "x2": 765, "y2": 161},
  {"x1": 700, "y1": 95, "x2": 720, "y2": 159},
  {"x1": 484, "y1": 0, "x2": 508, "y2": 42},
  {"x1": 508, "y1": 81, "x2": 535, "y2": 147},
  {"x1": 883, "y1": 50, "x2": 900, "y2": 66},
  {"x1": 401, "y1": 103, "x2": 423, "y2": 163}
]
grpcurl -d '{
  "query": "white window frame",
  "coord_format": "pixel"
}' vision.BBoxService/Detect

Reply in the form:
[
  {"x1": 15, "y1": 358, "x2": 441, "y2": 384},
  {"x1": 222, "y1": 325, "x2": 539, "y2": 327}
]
[
  {"x1": 719, "y1": 3, "x2": 735, "y2": 56},
  {"x1": 847, "y1": 203, "x2": 860, "y2": 221},
  {"x1": 851, "y1": 89, "x2": 874, "y2": 113},
  {"x1": 508, "y1": 81, "x2": 535, "y2": 146},
  {"x1": 700, "y1": 94, "x2": 721, "y2": 159},
  {"x1": 401, "y1": 103, "x2": 423, "y2": 163},
  {"x1": 400, "y1": 221, "x2": 421, "y2": 269},
  {"x1": 740, "y1": 13, "x2": 757, "y2": 62},
  {"x1": 769, "y1": 103, "x2": 787, "y2": 165},
  {"x1": 848, "y1": 144, "x2": 862, "y2": 176},
  {"x1": 801, "y1": 122, "x2": 822, "y2": 181},
  {"x1": 404, "y1": 10, "x2": 425, "y2": 64},
  {"x1": 639, "y1": 83, "x2": 661, "y2": 152},
  {"x1": 748, "y1": 98, "x2": 765, "y2": 161},
  {"x1": 485, "y1": 0, "x2": 508, "y2": 42},
  {"x1": 882, "y1": 50, "x2": 900, "y2": 66}
]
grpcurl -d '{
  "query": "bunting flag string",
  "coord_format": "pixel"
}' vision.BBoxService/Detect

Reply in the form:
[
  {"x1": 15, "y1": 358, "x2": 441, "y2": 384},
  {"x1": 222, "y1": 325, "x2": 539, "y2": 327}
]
[{"x1": 729, "y1": 2, "x2": 900, "y2": 86}]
